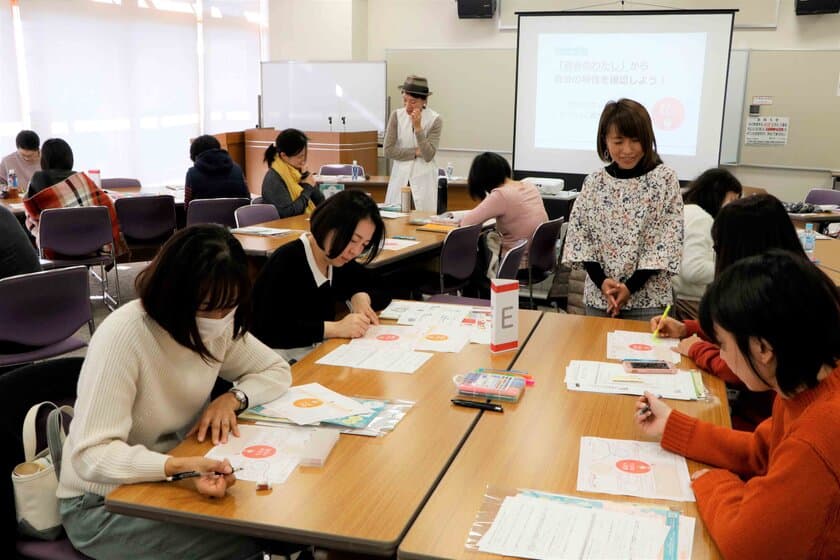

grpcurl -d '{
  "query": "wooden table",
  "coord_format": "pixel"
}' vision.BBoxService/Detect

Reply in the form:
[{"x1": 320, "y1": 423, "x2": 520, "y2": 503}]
[
  {"x1": 234, "y1": 214, "x2": 457, "y2": 271},
  {"x1": 400, "y1": 313, "x2": 729, "y2": 559},
  {"x1": 815, "y1": 238, "x2": 840, "y2": 272},
  {"x1": 319, "y1": 175, "x2": 471, "y2": 210},
  {"x1": 106, "y1": 309, "x2": 543, "y2": 555}
]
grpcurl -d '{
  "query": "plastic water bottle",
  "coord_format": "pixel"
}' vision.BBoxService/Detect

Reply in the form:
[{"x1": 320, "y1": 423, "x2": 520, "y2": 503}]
[
  {"x1": 351, "y1": 160, "x2": 359, "y2": 181},
  {"x1": 6, "y1": 169, "x2": 17, "y2": 194},
  {"x1": 803, "y1": 222, "x2": 816, "y2": 259},
  {"x1": 445, "y1": 162, "x2": 454, "y2": 180}
]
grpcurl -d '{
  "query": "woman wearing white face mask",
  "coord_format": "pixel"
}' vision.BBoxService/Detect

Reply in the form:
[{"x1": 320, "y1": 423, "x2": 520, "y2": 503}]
[{"x1": 57, "y1": 225, "x2": 297, "y2": 560}]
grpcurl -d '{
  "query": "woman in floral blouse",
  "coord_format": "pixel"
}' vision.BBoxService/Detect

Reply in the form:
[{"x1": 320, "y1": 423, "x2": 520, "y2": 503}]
[{"x1": 563, "y1": 98, "x2": 683, "y2": 321}]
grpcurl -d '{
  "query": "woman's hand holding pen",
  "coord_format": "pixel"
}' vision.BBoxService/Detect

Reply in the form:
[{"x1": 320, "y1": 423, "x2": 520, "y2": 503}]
[
  {"x1": 164, "y1": 457, "x2": 237, "y2": 498},
  {"x1": 325, "y1": 313, "x2": 371, "y2": 339},
  {"x1": 649, "y1": 316, "x2": 687, "y2": 339},
  {"x1": 634, "y1": 391, "x2": 672, "y2": 438},
  {"x1": 187, "y1": 393, "x2": 241, "y2": 445},
  {"x1": 350, "y1": 293, "x2": 379, "y2": 326}
]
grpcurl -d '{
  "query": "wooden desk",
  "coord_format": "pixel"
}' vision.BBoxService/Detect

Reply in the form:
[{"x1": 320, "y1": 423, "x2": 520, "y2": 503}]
[
  {"x1": 319, "y1": 175, "x2": 472, "y2": 211},
  {"x1": 0, "y1": 191, "x2": 25, "y2": 215},
  {"x1": 815, "y1": 238, "x2": 840, "y2": 273},
  {"x1": 400, "y1": 313, "x2": 729, "y2": 559},
  {"x1": 234, "y1": 214, "x2": 453, "y2": 270},
  {"x1": 106, "y1": 310, "x2": 543, "y2": 555}
]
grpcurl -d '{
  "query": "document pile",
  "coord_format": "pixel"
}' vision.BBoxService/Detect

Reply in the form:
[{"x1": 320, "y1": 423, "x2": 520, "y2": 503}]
[{"x1": 565, "y1": 360, "x2": 702, "y2": 400}]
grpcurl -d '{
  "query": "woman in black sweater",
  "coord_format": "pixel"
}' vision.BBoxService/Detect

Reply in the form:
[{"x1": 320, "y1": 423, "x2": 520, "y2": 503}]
[{"x1": 251, "y1": 190, "x2": 391, "y2": 360}]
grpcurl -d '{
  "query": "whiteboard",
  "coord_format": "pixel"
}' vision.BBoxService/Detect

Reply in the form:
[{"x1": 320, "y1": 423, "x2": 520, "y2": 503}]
[
  {"x1": 720, "y1": 50, "x2": 749, "y2": 164},
  {"x1": 260, "y1": 61, "x2": 387, "y2": 134}
]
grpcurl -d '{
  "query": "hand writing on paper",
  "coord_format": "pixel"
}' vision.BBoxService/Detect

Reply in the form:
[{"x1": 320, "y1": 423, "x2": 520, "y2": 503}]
[
  {"x1": 325, "y1": 313, "x2": 371, "y2": 339},
  {"x1": 676, "y1": 334, "x2": 702, "y2": 357},
  {"x1": 350, "y1": 292, "x2": 380, "y2": 326},
  {"x1": 187, "y1": 393, "x2": 241, "y2": 445},
  {"x1": 634, "y1": 391, "x2": 672, "y2": 439},
  {"x1": 164, "y1": 457, "x2": 237, "y2": 498},
  {"x1": 650, "y1": 316, "x2": 687, "y2": 339}
]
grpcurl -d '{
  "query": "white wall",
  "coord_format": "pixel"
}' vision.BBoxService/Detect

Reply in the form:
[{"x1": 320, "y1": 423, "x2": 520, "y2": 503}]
[
  {"x1": 269, "y1": 0, "x2": 840, "y2": 199},
  {"x1": 267, "y1": 0, "x2": 354, "y2": 61}
]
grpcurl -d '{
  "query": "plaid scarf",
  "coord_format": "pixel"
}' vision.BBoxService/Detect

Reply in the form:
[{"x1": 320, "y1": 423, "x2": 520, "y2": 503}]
[{"x1": 23, "y1": 172, "x2": 128, "y2": 257}]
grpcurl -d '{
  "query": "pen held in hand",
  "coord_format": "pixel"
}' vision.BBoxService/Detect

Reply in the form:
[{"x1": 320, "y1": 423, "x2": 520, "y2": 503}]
[{"x1": 166, "y1": 467, "x2": 243, "y2": 482}]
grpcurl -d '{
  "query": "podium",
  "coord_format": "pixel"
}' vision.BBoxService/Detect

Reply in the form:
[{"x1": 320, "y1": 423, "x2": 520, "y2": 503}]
[{"x1": 213, "y1": 129, "x2": 378, "y2": 195}]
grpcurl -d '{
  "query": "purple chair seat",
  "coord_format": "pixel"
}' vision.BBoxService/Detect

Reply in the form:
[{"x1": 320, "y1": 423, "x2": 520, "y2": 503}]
[
  {"x1": 426, "y1": 294, "x2": 491, "y2": 307},
  {"x1": 0, "y1": 337, "x2": 86, "y2": 368},
  {"x1": 16, "y1": 538, "x2": 91, "y2": 560}
]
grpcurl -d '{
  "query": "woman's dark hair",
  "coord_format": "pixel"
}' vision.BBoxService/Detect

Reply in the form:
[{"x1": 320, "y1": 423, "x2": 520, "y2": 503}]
[
  {"x1": 190, "y1": 134, "x2": 221, "y2": 162},
  {"x1": 310, "y1": 190, "x2": 385, "y2": 264},
  {"x1": 596, "y1": 98, "x2": 662, "y2": 172},
  {"x1": 136, "y1": 225, "x2": 252, "y2": 363},
  {"x1": 264, "y1": 129, "x2": 308, "y2": 165},
  {"x1": 683, "y1": 168, "x2": 743, "y2": 218},
  {"x1": 712, "y1": 193, "x2": 805, "y2": 278},
  {"x1": 405, "y1": 91, "x2": 428, "y2": 102},
  {"x1": 467, "y1": 152, "x2": 512, "y2": 200},
  {"x1": 699, "y1": 250, "x2": 840, "y2": 396},
  {"x1": 40, "y1": 138, "x2": 73, "y2": 171},
  {"x1": 16, "y1": 130, "x2": 40, "y2": 151}
]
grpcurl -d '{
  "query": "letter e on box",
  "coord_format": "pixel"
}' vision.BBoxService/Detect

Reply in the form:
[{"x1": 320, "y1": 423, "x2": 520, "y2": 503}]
[{"x1": 490, "y1": 279, "x2": 519, "y2": 353}]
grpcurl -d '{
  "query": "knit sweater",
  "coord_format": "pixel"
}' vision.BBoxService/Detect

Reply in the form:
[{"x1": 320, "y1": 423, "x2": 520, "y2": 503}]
[
  {"x1": 661, "y1": 366, "x2": 840, "y2": 559},
  {"x1": 184, "y1": 148, "x2": 249, "y2": 206},
  {"x1": 460, "y1": 181, "x2": 548, "y2": 264},
  {"x1": 672, "y1": 204, "x2": 715, "y2": 302},
  {"x1": 251, "y1": 236, "x2": 392, "y2": 349},
  {"x1": 0, "y1": 151, "x2": 40, "y2": 189},
  {"x1": 57, "y1": 300, "x2": 292, "y2": 499}
]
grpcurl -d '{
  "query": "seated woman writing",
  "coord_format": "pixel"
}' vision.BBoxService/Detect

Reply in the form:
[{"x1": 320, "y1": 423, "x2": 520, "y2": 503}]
[
  {"x1": 251, "y1": 190, "x2": 391, "y2": 363},
  {"x1": 636, "y1": 250, "x2": 840, "y2": 559},
  {"x1": 260, "y1": 128, "x2": 324, "y2": 218},
  {"x1": 460, "y1": 152, "x2": 547, "y2": 285},
  {"x1": 652, "y1": 194, "x2": 806, "y2": 430}
]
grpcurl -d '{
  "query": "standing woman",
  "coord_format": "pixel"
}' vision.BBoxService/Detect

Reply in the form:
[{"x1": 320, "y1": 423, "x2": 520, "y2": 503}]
[
  {"x1": 384, "y1": 75, "x2": 442, "y2": 213},
  {"x1": 58, "y1": 225, "x2": 293, "y2": 559},
  {"x1": 261, "y1": 128, "x2": 325, "y2": 218},
  {"x1": 672, "y1": 168, "x2": 742, "y2": 320},
  {"x1": 251, "y1": 190, "x2": 391, "y2": 363},
  {"x1": 562, "y1": 98, "x2": 683, "y2": 321},
  {"x1": 636, "y1": 251, "x2": 840, "y2": 559}
]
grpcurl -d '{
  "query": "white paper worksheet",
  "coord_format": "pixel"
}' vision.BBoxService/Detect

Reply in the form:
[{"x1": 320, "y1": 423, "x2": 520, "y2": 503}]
[
  {"x1": 477, "y1": 494, "x2": 670, "y2": 559},
  {"x1": 205, "y1": 424, "x2": 303, "y2": 484},
  {"x1": 382, "y1": 237, "x2": 420, "y2": 251},
  {"x1": 577, "y1": 437, "x2": 695, "y2": 502},
  {"x1": 565, "y1": 360, "x2": 699, "y2": 400},
  {"x1": 315, "y1": 343, "x2": 433, "y2": 374},
  {"x1": 257, "y1": 383, "x2": 372, "y2": 425}
]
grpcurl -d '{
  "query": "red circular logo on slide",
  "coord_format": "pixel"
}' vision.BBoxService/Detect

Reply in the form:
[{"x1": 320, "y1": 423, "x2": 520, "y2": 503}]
[
  {"x1": 616, "y1": 459, "x2": 651, "y2": 474},
  {"x1": 377, "y1": 334, "x2": 399, "y2": 341},
  {"x1": 652, "y1": 97, "x2": 685, "y2": 131},
  {"x1": 629, "y1": 343, "x2": 652, "y2": 351},
  {"x1": 242, "y1": 445, "x2": 276, "y2": 459}
]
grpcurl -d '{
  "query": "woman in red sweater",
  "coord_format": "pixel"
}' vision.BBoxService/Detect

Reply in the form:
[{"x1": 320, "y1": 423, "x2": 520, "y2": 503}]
[
  {"x1": 637, "y1": 250, "x2": 840, "y2": 559},
  {"x1": 652, "y1": 194, "x2": 806, "y2": 429}
]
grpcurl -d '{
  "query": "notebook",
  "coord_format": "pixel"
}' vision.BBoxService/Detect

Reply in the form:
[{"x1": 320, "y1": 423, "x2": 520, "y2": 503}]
[{"x1": 417, "y1": 223, "x2": 457, "y2": 233}]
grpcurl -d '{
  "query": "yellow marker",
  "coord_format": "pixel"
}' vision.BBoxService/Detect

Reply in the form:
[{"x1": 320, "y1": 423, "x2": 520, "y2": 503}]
[{"x1": 652, "y1": 304, "x2": 672, "y2": 339}]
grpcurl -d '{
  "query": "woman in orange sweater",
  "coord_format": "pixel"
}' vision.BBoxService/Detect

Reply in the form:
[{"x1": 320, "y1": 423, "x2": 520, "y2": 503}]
[
  {"x1": 636, "y1": 250, "x2": 840, "y2": 560},
  {"x1": 652, "y1": 194, "x2": 806, "y2": 430}
]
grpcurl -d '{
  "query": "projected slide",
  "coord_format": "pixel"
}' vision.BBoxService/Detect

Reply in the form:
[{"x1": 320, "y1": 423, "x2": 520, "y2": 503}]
[{"x1": 534, "y1": 33, "x2": 706, "y2": 156}]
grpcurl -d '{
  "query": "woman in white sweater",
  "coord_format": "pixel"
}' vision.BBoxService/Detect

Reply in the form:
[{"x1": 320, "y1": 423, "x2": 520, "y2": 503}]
[
  {"x1": 58, "y1": 226, "x2": 293, "y2": 560},
  {"x1": 672, "y1": 168, "x2": 742, "y2": 319}
]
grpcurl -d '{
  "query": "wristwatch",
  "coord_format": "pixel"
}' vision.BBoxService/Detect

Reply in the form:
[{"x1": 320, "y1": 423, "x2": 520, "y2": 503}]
[{"x1": 228, "y1": 388, "x2": 248, "y2": 412}]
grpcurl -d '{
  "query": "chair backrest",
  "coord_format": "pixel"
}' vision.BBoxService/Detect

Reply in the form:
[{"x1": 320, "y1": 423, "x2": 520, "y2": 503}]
[
  {"x1": 804, "y1": 188, "x2": 840, "y2": 206},
  {"x1": 439, "y1": 223, "x2": 483, "y2": 281},
  {"x1": 101, "y1": 178, "x2": 141, "y2": 190},
  {"x1": 186, "y1": 197, "x2": 250, "y2": 228},
  {"x1": 496, "y1": 239, "x2": 528, "y2": 280},
  {"x1": 115, "y1": 195, "x2": 176, "y2": 241},
  {"x1": 39, "y1": 206, "x2": 114, "y2": 257},
  {"x1": 235, "y1": 204, "x2": 280, "y2": 228},
  {"x1": 318, "y1": 163, "x2": 365, "y2": 177},
  {"x1": 0, "y1": 267, "x2": 91, "y2": 347},
  {"x1": 527, "y1": 217, "x2": 565, "y2": 275}
]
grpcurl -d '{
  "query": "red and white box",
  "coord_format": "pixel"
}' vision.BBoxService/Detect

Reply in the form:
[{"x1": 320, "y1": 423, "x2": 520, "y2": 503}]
[{"x1": 490, "y1": 278, "x2": 519, "y2": 353}]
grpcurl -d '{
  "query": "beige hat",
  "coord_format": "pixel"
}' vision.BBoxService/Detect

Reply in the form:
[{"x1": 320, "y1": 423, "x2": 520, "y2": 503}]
[{"x1": 399, "y1": 75, "x2": 432, "y2": 96}]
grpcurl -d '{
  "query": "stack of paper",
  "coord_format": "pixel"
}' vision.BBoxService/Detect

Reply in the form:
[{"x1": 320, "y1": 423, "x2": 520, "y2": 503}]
[
  {"x1": 316, "y1": 343, "x2": 433, "y2": 374},
  {"x1": 607, "y1": 330, "x2": 681, "y2": 363},
  {"x1": 565, "y1": 360, "x2": 700, "y2": 400},
  {"x1": 382, "y1": 237, "x2": 420, "y2": 251},
  {"x1": 256, "y1": 383, "x2": 373, "y2": 425},
  {"x1": 577, "y1": 437, "x2": 695, "y2": 502},
  {"x1": 230, "y1": 226, "x2": 293, "y2": 237}
]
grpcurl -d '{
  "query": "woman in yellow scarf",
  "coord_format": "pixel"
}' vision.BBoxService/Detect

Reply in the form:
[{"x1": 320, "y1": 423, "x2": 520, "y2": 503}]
[{"x1": 260, "y1": 129, "x2": 325, "y2": 218}]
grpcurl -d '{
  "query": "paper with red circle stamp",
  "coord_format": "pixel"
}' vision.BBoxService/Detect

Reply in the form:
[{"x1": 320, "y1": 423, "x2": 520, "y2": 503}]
[{"x1": 606, "y1": 330, "x2": 680, "y2": 363}]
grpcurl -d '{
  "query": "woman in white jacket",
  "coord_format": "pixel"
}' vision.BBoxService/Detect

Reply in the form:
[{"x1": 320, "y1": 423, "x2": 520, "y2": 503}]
[{"x1": 672, "y1": 168, "x2": 742, "y2": 319}]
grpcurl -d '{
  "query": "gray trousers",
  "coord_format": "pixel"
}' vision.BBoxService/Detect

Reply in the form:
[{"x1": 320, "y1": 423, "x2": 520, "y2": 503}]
[
  {"x1": 585, "y1": 305, "x2": 666, "y2": 323},
  {"x1": 60, "y1": 493, "x2": 263, "y2": 560}
]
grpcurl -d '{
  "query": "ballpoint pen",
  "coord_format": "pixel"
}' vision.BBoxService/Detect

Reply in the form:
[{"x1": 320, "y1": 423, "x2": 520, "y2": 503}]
[
  {"x1": 451, "y1": 399, "x2": 504, "y2": 412},
  {"x1": 166, "y1": 467, "x2": 243, "y2": 482}
]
